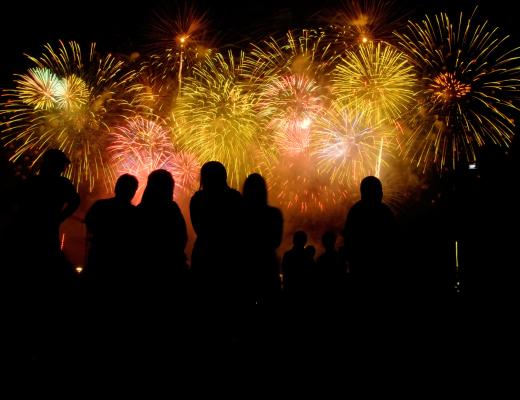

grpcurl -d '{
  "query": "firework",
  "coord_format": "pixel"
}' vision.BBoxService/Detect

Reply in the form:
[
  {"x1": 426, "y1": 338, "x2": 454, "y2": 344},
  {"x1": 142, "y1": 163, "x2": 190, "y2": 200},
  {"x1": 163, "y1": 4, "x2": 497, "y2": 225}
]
[
  {"x1": 170, "y1": 150, "x2": 201, "y2": 197},
  {"x1": 267, "y1": 155, "x2": 349, "y2": 216},
  {"x1": 143, "y1": 3, "x2": 214, "y2": 100},
  {"x1": 259, "y1": 73, "x2": 324, "y2": 155},
  {"x1": 172, "y1": 51, "x2": 263, "y2": 189},
  {"x1": 247, "y1": 30, "x2": 337, "y2": 156},
  {"x1": 109, "y1": 116, "x2": 175, "y2": 202},
  {"x1": 16, "y1": 67, "x2": 61, "y2": 110},
  {"x1": 1, "y1": 41, "x2": 143, "y2": 190},
  {"x1": 395, "y1": 9, "x2": 520, "y2": 170},
  {"x1": 311, "y1": 101, "x2": 396, "y2": 188},
  {"x1": 333, "y1": 41, "x2": 416, "y2": 125},
  {"x1": 325, "y1": 0, "x2": 406, "y2": 44}
]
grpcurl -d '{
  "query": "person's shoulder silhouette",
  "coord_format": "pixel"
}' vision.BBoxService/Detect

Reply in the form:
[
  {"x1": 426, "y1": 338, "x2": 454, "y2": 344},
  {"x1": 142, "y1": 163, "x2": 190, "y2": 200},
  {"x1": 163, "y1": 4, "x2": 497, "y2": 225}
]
[
  {"x1": 190, "y1": 161, "x2": 241, "y2": 244},
  {"x1": 137, "y1": 169, "x2": 188, "y2": 265},
  {"x1": 85, "y1": 174, "x2": 139, "y2": 283},
  {"x1": 19, "y1": 149, "x2": 80, "y2": 253},
  {"x1": 343, "y1": 176, "x2": 397, "y2": 289}
]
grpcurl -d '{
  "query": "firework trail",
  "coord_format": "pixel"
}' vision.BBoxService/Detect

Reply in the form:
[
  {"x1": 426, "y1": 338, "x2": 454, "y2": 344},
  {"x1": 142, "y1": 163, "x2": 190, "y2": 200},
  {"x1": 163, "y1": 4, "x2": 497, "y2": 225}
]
[
  {"x1": 142, "y1": 3, "x2": 214, "y2": 103},
  {"x1": 395, "y1": 9, "x2": 520, "y2": 170}
]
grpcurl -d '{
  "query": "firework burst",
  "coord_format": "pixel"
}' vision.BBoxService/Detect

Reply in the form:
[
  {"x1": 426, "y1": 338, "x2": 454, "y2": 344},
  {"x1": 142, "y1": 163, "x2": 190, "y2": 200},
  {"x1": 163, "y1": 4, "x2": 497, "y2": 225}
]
[
  {"x1": 395, "y1": 9, "x2": 520, "y2": 170},
  {"x1": 311, "y1": 101, "x2": 396, "y2": 188},
  {"x1": 108, "y1": 116, "x2": 175, "y2": 202},
  {"x1": 247, "y1": 30, "x2": 337, "y2": 156},
  {"x1": 333, "y1": 41, "x2": 416, "y2": 125},
  {"x1": 172, "y1": 50, "x2": 262, "y2": 189},
  {"x1": 1, "y1": 41, "x2": 143, "y2": 189},
  {"x1": 170, "y1": 150, "x2": 200, "y2": 197}
]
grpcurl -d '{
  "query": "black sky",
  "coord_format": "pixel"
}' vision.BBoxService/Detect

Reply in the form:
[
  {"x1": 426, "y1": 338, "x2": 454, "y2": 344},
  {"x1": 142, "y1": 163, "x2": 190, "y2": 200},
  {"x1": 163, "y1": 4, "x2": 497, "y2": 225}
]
[{"x1": 1, "y1": 0, "x2": 518, "y2": 86}]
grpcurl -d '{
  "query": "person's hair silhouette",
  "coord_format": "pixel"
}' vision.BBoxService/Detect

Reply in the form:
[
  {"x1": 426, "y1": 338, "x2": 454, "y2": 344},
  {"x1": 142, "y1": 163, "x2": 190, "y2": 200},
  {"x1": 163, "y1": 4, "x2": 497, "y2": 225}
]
[
  {"x1": 114, "y1": 174, "x2": 139, "y2": 202},
  {"x1": 39, "y1": 148, "x2": 71, "y2": 176},
  {"x1": 360, "y1": 176, "x2": 383, "y2": 204},
  {"x1": 240, "y1": 173, "x2": 284, "y2": 306},
  {"x1": 243, "y1": 172, "x2": 268, "y2": 206},
  {"x1": 200, "y1": 160, "x2": 228, "y2": 192}
]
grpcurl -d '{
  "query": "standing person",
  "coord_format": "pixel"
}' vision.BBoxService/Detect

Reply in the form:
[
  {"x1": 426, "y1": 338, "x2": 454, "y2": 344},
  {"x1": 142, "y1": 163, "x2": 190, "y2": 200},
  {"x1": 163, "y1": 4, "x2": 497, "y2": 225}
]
[
  {"x1": 190, "y1": 161, "x2": 242, "y2": 302},
  {"x1": 136, "y1": 169, "x2": 188, "y2": 296},
  {"x1": 14, "y1": 148, "x2": 80, "y2": 361},
  {"x1": 342, "y1": 176, "x2": 398, "y2": 300},
  {"x1": 189, "y1": 161, "x2": 242, "y2": 345},
  {"x1": 240, "y1": 173, "x2": 284, "y2": 306},
  {"x1": 135, "y1": 169, "x2": 189, "y2": 361},
  {"x1": 84, "y1": 173, "x2": 139, "y2": 296}
]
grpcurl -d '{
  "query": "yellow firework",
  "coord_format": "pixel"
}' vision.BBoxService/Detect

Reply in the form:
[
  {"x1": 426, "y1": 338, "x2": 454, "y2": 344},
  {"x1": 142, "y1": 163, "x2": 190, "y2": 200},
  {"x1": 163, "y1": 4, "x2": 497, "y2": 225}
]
[
  {"x1": 246, "y1": 29, "x2": 337, "y2": 83},
  {"x1": 395, "y1": 9, "x2": 520, "y2": 170},
  {"x1": 15, "y1": 67, "x2": 61, "y2": 110},
  {"x1": 1, "y1": 41, "x2": 144, "y2": 190},
  {"x1": 172, "y1": 50, "x2": 262, "y2": 189},
  {"x1": 333, "y1": 41, "x2": 416, "y2": 125}
]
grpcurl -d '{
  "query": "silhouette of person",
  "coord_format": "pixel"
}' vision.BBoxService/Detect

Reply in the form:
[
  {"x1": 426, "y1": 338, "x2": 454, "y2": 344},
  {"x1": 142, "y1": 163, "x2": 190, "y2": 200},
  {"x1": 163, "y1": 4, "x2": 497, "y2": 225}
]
[
  {"x1": 189, "y1": 161, "x2": 242, "y2": 345},
  {"x1": 190, "y1": 161, "x2": 242, "y2": 299},
  {"x1": 17, "y1": 148, "x2": 80, "y2": 284},
  {"x1": 281, "y1": 230, "x2": 308, "y2": 301},
  {"x1": 342, "y1": 176, "x2": 397, "y2": 299},
  {"x1": 84, "y1": 173, "x2": 139, "y2": 294},
  {"x1": 240, "y1": 173, "x2": 284, "y2": 306},
  {"x1": 13, "y1": 148, "x2": 80, "y2": 361},
  {"x1": 316, "y1": 231, "x2": 346, "y2": 302},
  {"x1": 136, "y1": 169, "x2": 188, "y2": 294}
]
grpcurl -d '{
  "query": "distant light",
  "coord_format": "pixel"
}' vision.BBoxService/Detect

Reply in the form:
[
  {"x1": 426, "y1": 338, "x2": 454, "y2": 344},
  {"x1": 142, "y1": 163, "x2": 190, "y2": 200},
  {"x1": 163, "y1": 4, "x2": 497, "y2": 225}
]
[
  {"x1": 362, "y1": 37, "x2": 369, "y2": 43},
  {"x1": 180, "y1": 36, "x2": 187, "y2": 44},
  {"x1": 75, "y1": 266, "x2": 83, "y2": 274},
  {"x1": 300, "y1": 118, "x2": 312, "y2": 129},
  {"x1": 468, "y1": 163, "x2": 477, "y2": 170}
]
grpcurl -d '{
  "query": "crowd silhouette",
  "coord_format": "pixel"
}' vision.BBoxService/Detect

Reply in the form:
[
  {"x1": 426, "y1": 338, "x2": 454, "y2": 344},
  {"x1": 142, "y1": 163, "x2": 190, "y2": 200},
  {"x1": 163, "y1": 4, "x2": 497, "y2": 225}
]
[{"x1": 1, "y1": 147, "x2": 518, "y2": 369}]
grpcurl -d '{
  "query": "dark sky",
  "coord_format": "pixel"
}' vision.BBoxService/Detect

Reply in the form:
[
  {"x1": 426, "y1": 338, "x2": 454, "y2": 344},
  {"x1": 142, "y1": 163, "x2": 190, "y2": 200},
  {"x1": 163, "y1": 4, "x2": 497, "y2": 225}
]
[{"x1": 1, "y1": 0, "x2": 518, "y2": 85}]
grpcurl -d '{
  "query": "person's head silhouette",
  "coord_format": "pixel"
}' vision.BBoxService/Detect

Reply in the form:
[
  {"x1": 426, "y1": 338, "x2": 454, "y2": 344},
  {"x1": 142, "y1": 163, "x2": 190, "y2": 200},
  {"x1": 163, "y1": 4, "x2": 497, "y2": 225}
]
[
  {"x1": 39, "y1": 149, "x2": 70, "y2": 176},
  {"x1": 360, "y1": 176, "x2": 383, "y2": 204},
  {"x1": 141, "y1": 169, "x2": 174, "y2": 206},
  {"x1": 114, "y1": 174, "x2": 138, "y2": 203},
  {"x1": 200, "y1": 161, "x2": 227, "y2": 192},
  {"x1": 321, "y1": 231, "x2": 337, "y2": 251},
  {"x1": 293, "y1": 230, "x2": 307, "y2": 249},
  {"x1": 243, "y1": 173, "x2": 267, "y2": 206}
]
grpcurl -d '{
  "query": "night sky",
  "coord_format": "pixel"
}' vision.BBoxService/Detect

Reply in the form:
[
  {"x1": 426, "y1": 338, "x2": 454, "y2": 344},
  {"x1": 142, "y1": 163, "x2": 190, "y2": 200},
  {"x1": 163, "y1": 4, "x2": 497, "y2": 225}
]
[{"x1": 1, "y1": 0, "x2": 519, "y2": 87}]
